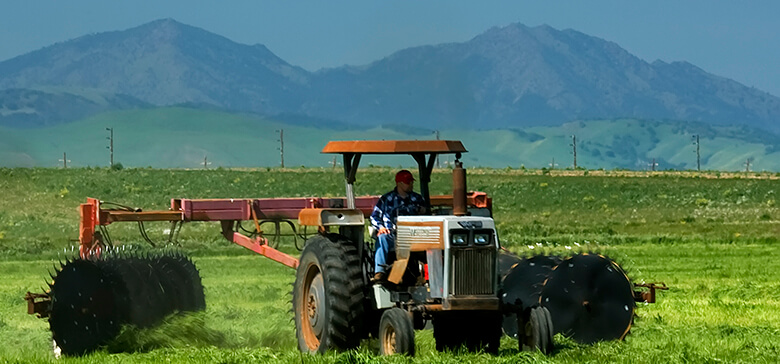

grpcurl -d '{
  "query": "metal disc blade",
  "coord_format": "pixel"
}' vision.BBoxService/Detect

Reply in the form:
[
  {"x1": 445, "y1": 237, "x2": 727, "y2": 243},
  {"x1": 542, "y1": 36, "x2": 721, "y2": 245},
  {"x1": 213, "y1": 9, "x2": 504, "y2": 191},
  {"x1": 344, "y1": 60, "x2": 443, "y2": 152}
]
[
  {"x1": 502, "y1": 255, "x2": 559, "y2": 309},
  {"x1": 498, "y1": 249, "x2": 522, "y2": 279},
  {"x1": 500, "y1": 255, "x2": 559, "y2": 338},
  {"x1": 540, "y1": 254, "x2": 634, "y2": 344},
  {"x1": 47, "y1": 252, "x2": 206, "y2": 355},
  {"x1": 49, "y1": 259, "x2": 122, "y2": 355}
]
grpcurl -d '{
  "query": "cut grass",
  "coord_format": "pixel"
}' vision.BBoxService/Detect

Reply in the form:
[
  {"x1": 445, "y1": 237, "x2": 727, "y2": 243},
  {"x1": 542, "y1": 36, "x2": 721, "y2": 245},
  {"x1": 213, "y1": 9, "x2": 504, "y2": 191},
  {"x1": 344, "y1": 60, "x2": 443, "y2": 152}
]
[
  {"x1": 2, "y1": 242, "x2": 779, "y2": 363},
  {"x1": 0, "y1": 168, "x2": 778, "y2": 363}
]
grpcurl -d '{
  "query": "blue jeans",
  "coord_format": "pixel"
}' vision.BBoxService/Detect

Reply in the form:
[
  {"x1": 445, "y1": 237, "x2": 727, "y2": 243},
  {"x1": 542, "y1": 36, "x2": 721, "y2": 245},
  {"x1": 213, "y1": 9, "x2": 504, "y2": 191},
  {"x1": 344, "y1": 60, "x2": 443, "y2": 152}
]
[{"x1": 375, "y1": 233, "x2": 395, "y2": 274}]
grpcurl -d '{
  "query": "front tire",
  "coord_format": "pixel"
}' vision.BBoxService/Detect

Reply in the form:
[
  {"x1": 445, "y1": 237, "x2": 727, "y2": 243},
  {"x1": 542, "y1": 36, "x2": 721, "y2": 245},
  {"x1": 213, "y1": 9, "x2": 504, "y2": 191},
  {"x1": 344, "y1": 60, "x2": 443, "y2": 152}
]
[
  {"x1": 378, "y1": 308, "x2": 415, "y2": 356},
  {"x1": 293, "y1": 234, "x2": 365, "y2": 353}
]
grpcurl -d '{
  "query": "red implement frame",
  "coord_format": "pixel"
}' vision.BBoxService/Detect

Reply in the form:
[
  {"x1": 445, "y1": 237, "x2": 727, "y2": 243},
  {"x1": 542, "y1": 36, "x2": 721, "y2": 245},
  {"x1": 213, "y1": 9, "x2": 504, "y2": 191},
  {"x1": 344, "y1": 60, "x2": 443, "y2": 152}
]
[{"x1": 78, "y1": 192, "x2": 491, "y2": 268}]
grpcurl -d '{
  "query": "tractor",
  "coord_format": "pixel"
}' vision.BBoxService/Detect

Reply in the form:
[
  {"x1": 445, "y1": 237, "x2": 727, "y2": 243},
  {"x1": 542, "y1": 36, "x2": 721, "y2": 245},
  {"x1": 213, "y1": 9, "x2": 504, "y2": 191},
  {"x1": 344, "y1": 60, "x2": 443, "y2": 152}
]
[
  {"x1": 25, "y1": 139, "x2": 665, "y2": 356},
  {"x1": 292, "y1": 140, "x2": 552, "y2": 355}
]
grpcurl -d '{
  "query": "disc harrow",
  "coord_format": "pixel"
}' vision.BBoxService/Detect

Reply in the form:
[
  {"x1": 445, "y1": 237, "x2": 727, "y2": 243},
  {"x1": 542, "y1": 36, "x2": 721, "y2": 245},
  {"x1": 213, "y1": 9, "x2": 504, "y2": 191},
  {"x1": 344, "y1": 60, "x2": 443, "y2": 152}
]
[
  {"x1": 500, "y1": 252, "x2": 664, "y2": 345},
  {"x1": 46, "y1": 252, "x2": 205, "y2": 356}
]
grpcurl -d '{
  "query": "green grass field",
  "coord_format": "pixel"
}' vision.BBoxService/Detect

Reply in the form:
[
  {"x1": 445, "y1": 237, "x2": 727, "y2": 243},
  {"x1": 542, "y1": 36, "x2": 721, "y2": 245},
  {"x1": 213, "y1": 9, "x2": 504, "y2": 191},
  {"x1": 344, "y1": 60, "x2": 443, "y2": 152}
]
[{"x1": 0, "y1": 168, "x2": 778, "y2": 363}]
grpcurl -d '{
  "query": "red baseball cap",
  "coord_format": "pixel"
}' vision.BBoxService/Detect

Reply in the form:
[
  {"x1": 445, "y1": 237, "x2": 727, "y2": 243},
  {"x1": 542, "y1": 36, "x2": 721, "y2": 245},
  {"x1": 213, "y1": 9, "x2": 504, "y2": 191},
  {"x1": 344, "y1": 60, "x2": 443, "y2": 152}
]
[{"x1": 395, "y1": 170, "x2": 415, "y2": 184}]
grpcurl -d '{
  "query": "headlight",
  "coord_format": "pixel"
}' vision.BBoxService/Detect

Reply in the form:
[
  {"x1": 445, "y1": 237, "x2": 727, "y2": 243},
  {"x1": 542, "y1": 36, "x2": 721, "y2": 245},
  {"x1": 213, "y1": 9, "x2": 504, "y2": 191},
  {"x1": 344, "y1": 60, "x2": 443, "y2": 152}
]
[
  {"x1": 451, "y1": 233, "x2": 468, "y2": 246},
  {"x1": 474, "y1": 233, "x2": 491, "y2": 245}
]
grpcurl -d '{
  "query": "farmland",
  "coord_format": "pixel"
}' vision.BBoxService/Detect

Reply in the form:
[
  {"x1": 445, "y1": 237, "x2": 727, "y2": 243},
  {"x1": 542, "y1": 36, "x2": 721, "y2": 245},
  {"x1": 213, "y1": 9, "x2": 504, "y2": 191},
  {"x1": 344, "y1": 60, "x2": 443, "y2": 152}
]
[{"x1": 0, "y1": 167, "x2": 778, "y2": 363}]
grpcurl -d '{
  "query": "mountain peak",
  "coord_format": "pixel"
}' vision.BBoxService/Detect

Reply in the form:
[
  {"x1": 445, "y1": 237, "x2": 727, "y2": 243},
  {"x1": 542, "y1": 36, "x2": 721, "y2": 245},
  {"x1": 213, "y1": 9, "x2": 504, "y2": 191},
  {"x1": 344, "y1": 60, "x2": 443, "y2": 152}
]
[
  {"x1": 126, "y1": 18, "x2": 219, "y2": 44},
  {"x1": 302, "y1": 20, "x2": 780, "y2": 133},
  {"x1": 1, "y1": 19, "x2": 779, "y2": 135},
  {"x1": 130, "y1": 18, "x2": 178, "y2": 30},
  {"x1": 0, "y1": 18, "x2": 309, "y2": 111},
  {"x1": 478, "y1": 22, "x2": 536, "y2": 41},
  {"x1": 145, "y1": 17, "x2": 182, "y2": 27}
]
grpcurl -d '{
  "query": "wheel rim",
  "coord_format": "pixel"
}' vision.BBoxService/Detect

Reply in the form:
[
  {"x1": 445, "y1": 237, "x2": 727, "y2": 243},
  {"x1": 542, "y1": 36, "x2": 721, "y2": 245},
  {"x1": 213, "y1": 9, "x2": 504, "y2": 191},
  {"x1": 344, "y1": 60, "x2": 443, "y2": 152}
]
[
  {"x1": 300, "y1": 263, "x2": 325, "y2": 350},
  {"x1": 381, "y1": 325, "x2": 397, "y2": 354}
]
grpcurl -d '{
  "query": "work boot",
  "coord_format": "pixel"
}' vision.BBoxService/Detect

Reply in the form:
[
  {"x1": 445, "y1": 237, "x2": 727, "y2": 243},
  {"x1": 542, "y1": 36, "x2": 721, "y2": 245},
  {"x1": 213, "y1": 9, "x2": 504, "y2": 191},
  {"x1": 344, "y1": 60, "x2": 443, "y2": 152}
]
[{"x1": 372, "y1": 272, "x2": 386, "y2": 283}]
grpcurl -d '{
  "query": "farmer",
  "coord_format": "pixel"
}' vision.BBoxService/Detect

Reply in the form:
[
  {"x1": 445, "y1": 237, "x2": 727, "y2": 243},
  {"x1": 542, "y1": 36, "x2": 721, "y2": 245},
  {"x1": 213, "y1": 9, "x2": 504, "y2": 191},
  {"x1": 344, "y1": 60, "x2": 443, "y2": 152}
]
[{"x1": 370, "y1": 169, "x2": 425, "y2": 282}]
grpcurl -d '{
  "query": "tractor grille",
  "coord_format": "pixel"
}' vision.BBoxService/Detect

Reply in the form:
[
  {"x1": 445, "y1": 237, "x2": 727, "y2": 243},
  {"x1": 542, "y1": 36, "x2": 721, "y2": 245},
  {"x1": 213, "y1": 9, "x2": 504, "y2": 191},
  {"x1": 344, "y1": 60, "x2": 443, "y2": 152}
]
[{"x1": 450, "y1": 248, "x2": 496, "y2": 295}]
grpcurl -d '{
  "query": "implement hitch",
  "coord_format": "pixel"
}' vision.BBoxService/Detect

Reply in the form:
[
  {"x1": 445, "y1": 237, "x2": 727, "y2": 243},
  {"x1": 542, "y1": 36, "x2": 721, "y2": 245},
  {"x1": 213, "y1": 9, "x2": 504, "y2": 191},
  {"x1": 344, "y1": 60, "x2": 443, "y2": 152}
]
[
  {"x1": 24, "y1": 292, "x2": 51, "y2": 318},
  {"x1": 633, "y1": 282, "x2": 669, "y2": 303}
]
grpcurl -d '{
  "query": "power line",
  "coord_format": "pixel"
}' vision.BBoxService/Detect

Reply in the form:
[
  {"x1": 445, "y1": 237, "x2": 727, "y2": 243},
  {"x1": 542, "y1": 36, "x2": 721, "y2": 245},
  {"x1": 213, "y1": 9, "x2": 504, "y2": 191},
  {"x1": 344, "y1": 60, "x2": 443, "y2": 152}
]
[
  {"x1": 691, "y1": 134, "x2": 700, "y2": 171},
  {"x1": 58, "y1": 152, "x2": 71, "y2": 168},
  {"x1": 276, "y1": 129, "x2": 284, "y2": 168},
  {"x1": 106, "y1": 127, "x2": 114, "y2": 167},
  {"x1": 570, "y1": 135, "x2": 577, "y2": 169},
  {"x1": 549, "y1": 158, "x2": 558, "y2": 170}
]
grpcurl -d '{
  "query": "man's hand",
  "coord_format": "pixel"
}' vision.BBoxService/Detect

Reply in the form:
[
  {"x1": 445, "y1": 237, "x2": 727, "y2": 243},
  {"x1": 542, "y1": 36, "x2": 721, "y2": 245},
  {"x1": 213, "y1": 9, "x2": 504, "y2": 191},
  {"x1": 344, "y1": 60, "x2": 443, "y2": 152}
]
[{"x1": 378, "y1": 227, "x2": 391, "y2": 235}]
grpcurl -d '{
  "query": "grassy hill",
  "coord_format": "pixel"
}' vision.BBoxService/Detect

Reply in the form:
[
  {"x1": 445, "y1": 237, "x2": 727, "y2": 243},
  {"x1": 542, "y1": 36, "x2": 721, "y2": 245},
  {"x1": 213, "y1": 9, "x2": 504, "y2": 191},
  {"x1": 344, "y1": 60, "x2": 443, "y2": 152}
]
[{"x1": 1, "y1": 107, "x2": 779, "y2": 171}]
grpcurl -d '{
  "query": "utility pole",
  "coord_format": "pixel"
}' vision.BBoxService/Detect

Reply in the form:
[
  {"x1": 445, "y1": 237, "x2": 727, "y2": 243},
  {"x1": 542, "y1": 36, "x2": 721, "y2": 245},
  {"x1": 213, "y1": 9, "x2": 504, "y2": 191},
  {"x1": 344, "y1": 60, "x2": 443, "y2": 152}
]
[
  {"x1": 203, "y1": 156, "x2": 212, "y2": 169},
  {"x1": 433, "y1": 130, "x2": 440, "y2": 168},
  {"x1": 744, "y1": 158, "x2": 752, "y2": 173},
  {"x1": 650, "y1": 158, "x2": 657, "y2": 171},
  {"x1": 276, "y1": 129, "x2": 284, "y2": 168},
  {"x1": 331, "y1": 156, "x2": 337, "y2": 169},
  {"x1": 59, "y1": 152, "x2": 70, "y2": 168},
  {"x1": 549, "y1": 158, "x2": 558, "y2": 170},
  {"x1": 692, "y1": 135, "x2": 700, "y2": 171},
  {"x1": 571, "y1": 135, "x2": 577, "y2": 169},
  {"x1": 106, "y1": 127, "x2": 114, "y2": 167}
]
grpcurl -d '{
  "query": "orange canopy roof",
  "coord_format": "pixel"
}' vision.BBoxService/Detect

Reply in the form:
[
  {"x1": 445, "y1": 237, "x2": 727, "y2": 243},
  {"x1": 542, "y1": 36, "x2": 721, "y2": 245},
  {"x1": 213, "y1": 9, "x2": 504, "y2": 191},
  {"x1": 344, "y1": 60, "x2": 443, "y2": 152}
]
[{"x1": 322, "y1": 140, "x2": 467, "y2": 154}]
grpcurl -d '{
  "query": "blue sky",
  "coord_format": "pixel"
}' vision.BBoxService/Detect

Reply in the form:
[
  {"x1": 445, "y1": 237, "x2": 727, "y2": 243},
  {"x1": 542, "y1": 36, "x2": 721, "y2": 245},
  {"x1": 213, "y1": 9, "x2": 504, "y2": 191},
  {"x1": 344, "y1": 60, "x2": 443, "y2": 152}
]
[{"x1": 2, "y1": 1, "x2": 779, "y2": 96}]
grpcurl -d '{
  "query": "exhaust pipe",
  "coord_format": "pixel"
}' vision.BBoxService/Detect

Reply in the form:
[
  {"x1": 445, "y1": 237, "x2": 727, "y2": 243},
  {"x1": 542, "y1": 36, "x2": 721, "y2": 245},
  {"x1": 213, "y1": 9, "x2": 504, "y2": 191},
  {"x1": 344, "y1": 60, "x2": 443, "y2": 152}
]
[{"x1": 453, "y1": 157, "x2": 467, "y2": 216}]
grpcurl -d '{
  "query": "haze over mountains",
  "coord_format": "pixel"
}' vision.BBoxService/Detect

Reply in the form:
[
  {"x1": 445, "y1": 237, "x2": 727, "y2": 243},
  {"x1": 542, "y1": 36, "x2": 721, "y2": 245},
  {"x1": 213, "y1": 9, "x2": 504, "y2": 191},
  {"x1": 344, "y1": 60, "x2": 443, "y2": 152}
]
[
  {"x1": 1, "y1": 19, "x2": 779, "y2": 170},
  {"x1": 1, "y1": 18, "x2": 779, "y2": 134}
]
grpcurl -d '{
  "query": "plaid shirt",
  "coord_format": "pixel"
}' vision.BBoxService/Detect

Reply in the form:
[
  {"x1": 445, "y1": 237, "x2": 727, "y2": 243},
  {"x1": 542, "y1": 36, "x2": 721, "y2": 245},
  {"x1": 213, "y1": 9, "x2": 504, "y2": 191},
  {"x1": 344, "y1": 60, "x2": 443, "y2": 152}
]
[{"x1": 370, "y1": 188, "x2": 425, "y2": 230}]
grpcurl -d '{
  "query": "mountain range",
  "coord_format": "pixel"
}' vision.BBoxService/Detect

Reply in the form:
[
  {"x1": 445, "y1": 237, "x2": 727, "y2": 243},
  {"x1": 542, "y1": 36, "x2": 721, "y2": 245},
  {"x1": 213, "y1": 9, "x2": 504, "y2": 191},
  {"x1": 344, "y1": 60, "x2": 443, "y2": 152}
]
[
  {"x1": 1, "y1": 18, "x2": 778, "y2": 134},
  {"x1": 1, "y1": 19, "x2": 779, "y2": 170}
]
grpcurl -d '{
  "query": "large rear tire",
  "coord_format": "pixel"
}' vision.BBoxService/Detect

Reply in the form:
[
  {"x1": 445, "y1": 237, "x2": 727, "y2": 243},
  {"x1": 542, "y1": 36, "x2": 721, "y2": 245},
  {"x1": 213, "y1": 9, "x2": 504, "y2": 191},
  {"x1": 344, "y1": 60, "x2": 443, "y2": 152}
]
[
  {"x1": 378, "y1": 308, "x2": 415, "y2": 356},
  {"x1": 293, "y1": 234, "x2": 365, "y2": 353}
]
